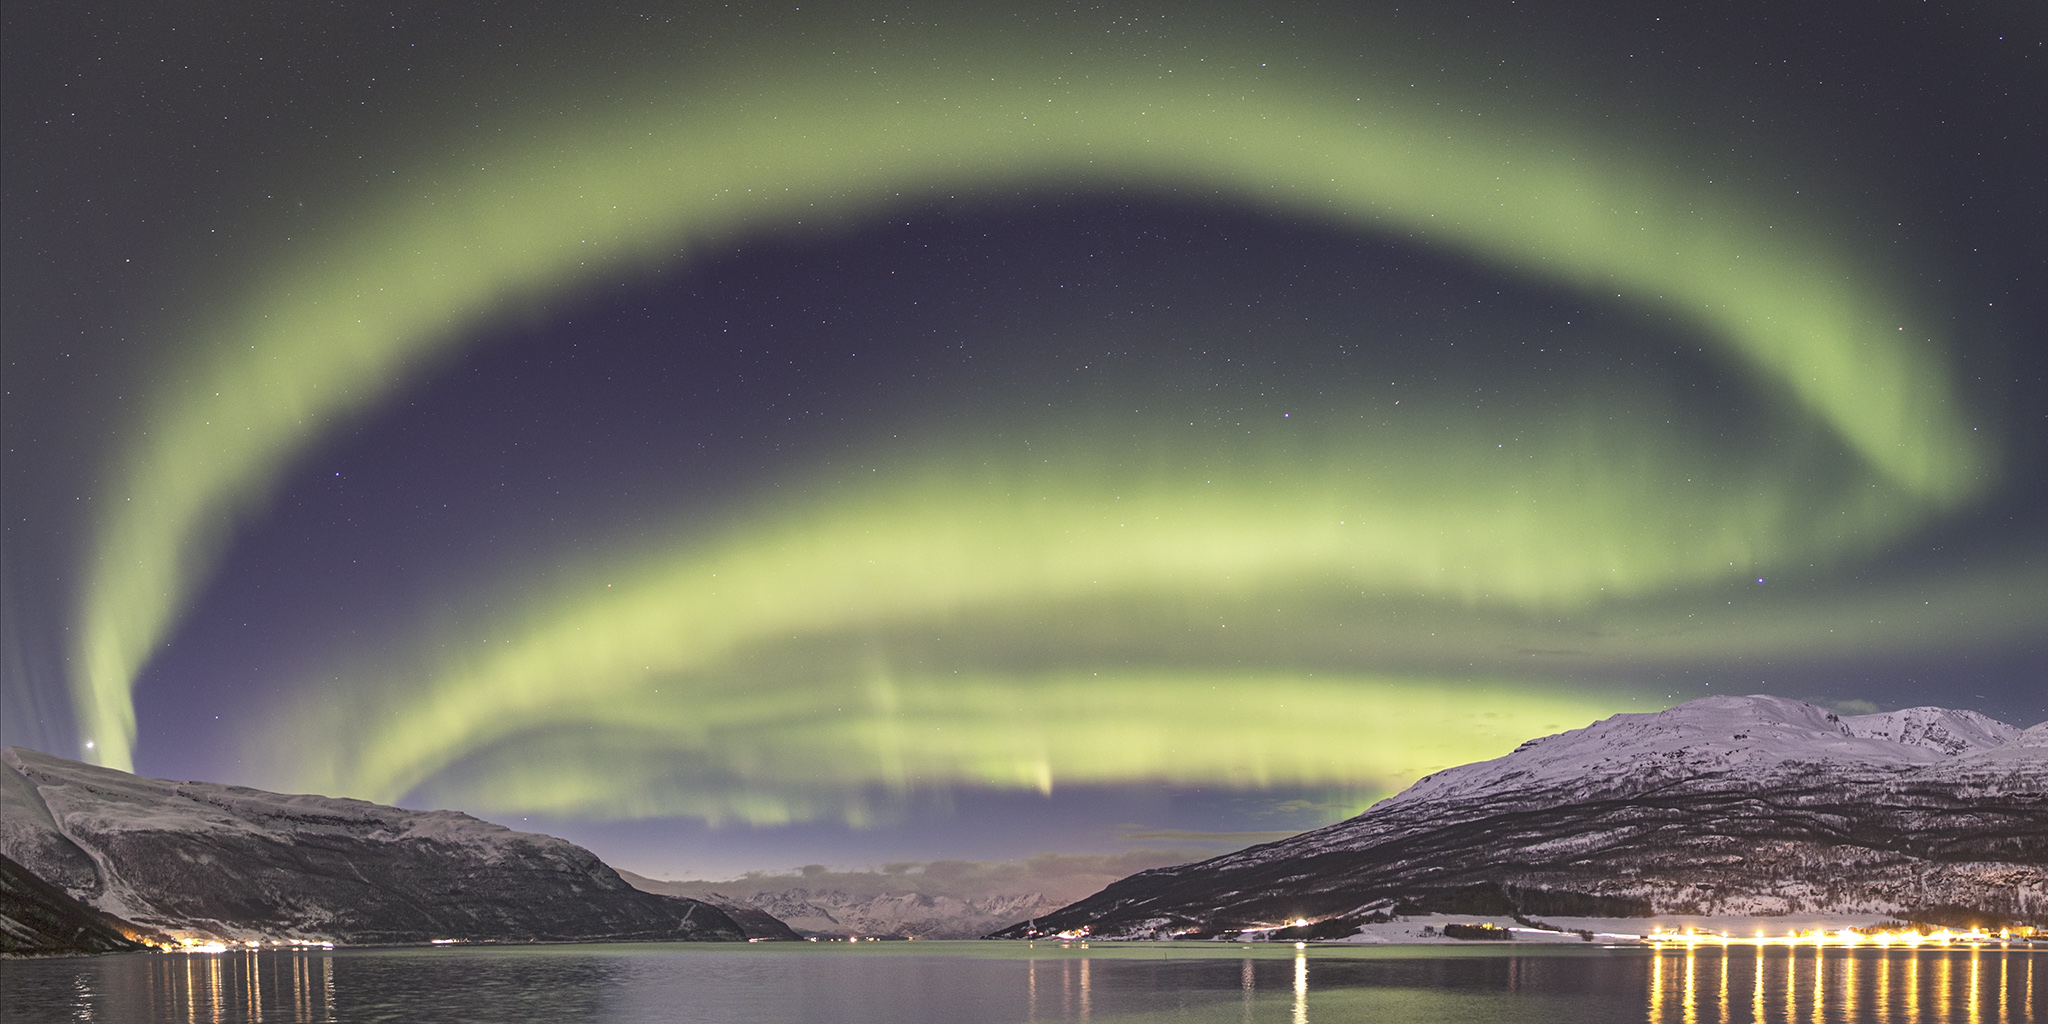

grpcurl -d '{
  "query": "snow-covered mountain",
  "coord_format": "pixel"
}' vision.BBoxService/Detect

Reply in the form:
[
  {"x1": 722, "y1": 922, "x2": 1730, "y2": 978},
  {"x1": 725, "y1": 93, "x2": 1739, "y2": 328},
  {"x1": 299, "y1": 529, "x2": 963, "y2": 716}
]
[
  {"x1": 0, "y1": 748, "x2": 746, "y2": 945},
  {"x1": 725, "y1": 889, "x2": 1062, "y2": 940},
  {"x1": 631, "y1": 882, "x2": 1070, "y2": 940},
  {"x1": 623, "y1": 853, "x2": 1198, "y2": 939},
  {"x1": 992, "y1": 696, "x2": 2048, "y2": 940},
  {"x1": 609, "y1": 873, "x2": 805, "y2": 941}
]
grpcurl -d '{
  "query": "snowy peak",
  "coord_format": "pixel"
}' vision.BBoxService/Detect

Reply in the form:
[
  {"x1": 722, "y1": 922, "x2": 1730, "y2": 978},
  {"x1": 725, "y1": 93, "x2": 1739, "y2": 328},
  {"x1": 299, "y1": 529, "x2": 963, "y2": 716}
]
[
  {"x1": 999, "y1": 695, "x2": 2046, "y2": 939},
  {"x1": 1843, "y1": 706, "x2": 2022, "y2": 756},
  {"x1": 1380, "y1": 695, "x2": 2031, "y2": 810}
]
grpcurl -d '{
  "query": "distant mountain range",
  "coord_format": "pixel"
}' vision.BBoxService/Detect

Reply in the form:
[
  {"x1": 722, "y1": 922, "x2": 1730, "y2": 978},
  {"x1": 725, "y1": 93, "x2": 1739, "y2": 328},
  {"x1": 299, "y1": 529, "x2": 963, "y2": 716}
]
[
  {"x1": 620, "y1": 851, "x2": 1198, "y2": 940},
  {"x1": 993, "y1": 696, "x2": 2048, "y2": 939},
  {"x1": 624, "y1": 873, "x2": 1071, "y2": 940},
  {"x1": 0, "y1": 748, "x2": 746, "y2": 947}
]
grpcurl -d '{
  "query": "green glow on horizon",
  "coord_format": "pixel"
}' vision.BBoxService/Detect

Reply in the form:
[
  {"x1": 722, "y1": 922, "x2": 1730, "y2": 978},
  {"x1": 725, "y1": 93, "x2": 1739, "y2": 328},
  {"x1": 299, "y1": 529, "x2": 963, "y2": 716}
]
[{"x1": 78, "y1": 14, "x2": 1991, "y2": 780}]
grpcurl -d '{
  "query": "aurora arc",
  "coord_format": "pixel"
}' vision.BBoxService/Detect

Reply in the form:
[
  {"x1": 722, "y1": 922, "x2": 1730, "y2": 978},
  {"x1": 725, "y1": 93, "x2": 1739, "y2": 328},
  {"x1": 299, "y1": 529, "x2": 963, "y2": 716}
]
[
  {"x1": 78, "y1": 18, "x2": 1990, "y2": 803},
  {"x1": 270, "y1": 420, "x2": 1956, "y2": 819}
]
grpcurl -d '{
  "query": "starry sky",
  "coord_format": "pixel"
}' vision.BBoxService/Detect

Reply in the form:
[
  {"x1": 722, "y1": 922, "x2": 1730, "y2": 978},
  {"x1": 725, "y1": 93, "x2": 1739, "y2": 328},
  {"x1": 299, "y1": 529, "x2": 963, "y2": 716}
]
[{"x1": 4, "y1": 1, "x2": 2042, "y2": 880}]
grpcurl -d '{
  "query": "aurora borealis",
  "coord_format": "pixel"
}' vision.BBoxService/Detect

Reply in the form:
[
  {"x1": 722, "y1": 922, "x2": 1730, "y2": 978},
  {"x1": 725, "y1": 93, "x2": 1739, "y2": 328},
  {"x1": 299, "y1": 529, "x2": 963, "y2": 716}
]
[{"x1": 4, "y1": 1, "x2": 2042, "y2": 876}]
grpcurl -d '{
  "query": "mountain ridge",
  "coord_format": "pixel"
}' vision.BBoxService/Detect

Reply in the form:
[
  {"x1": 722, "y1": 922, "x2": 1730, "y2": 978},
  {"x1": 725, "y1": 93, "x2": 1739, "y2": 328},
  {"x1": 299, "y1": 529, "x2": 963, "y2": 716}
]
[
  {"x1": 625, "y1": 876, "x2": 1070, "y2": 940},
  {"x1": 992, "y1": 696, "x2": 2047, "y2": 940},
  {"x1": 0, "y1": 748, "x2": 747, "y2": 946}
]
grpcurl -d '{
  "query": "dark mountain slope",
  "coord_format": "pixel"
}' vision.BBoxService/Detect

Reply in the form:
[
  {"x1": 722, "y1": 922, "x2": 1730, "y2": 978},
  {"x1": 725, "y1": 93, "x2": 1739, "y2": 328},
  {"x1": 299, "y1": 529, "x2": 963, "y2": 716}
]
[
  {"x1": 0, "y1": 852, "x2": 153, "y2": 956},
  {"x1": 1, "y1": 748, "x2": 747, "y2": 945}
]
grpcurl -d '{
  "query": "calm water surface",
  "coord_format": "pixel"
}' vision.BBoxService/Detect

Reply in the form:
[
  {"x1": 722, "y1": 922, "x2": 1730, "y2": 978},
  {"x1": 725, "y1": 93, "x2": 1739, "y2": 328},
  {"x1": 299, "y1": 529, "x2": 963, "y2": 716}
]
[{"x1": 2, "y1": 941, "x2": 2038, "y2": 1023}]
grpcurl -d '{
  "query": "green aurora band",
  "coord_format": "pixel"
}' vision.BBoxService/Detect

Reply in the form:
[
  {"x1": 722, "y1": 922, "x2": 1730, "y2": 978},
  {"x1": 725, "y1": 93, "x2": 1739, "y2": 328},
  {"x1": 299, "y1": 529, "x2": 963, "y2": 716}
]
[
  {"x1": 76, "y1": 15, "x2": 1996, "y2": 816},
  {"x1": 266, "y1": 419, "x2": 1991, "y2": 820}
]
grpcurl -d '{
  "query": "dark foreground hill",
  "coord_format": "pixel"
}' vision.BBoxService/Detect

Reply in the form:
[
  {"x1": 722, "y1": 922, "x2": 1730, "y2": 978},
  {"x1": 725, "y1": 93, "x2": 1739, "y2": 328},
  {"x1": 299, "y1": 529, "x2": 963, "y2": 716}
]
[
  {"x1": 1, "y1": 748, "x2": 746, "y2": 946},
  {"x1": 0, "y1": 851, "x2": 154, "y2": 956},
  {"x1": 993, "y1": 696, "x2": 2047, "y2": 940}
]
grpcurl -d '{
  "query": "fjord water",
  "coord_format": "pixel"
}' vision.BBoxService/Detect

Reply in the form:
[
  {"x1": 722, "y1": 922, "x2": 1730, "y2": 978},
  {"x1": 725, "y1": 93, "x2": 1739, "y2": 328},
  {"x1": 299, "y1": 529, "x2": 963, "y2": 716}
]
[{"x1": 1, "y1": 942, "x2": 2036, "y2": 1023}]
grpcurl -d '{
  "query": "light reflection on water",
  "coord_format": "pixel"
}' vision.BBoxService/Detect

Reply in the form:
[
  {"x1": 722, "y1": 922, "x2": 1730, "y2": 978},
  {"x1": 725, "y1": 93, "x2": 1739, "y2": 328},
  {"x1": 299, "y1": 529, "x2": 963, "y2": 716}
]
[
  {"x1": 0, "y1": 949, "x2": 338, "y2": 1024},
  {"x1": 0, "y1": 941, "x2": 2038, "y2": 1024},
  {"x1": 1644, "y1": 942, "x2": 2039, "y2": 1024}
]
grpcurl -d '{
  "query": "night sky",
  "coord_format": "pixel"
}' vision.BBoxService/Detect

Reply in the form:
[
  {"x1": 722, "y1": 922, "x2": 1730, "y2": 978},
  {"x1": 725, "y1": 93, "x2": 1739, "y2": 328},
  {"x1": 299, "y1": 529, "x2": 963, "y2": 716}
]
[{"x1": 4, "y1": 1, "x2": 2042, "y2": 880}]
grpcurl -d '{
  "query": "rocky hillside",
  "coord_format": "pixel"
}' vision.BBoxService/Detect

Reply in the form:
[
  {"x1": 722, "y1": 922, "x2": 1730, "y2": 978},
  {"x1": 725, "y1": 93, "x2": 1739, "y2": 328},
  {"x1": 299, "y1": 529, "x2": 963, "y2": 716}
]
[
  {"x1": 992, "y1": 696, "x2": 2047, "y2": 939},
  {"x1": 1, "y1": 748, "x2": 746, "y2": 945}
]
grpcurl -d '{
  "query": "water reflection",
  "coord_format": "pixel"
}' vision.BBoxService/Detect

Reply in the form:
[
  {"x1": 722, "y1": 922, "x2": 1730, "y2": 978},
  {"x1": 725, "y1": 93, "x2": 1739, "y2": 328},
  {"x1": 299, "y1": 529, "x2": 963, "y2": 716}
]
[
  {"x1": 1241, "y1": 957, "x2": 1256, "y2": 1023},
  {"x1": 1, "y1": 941, "x2": 2038, "y2": 1024},
  {"x1": 1645, "y1": 943, "x2": 2041, "y2": 1024},
  {"x1": 1753, "y1": 951, "x2": 1766, "y2": 1023},
  {"x1": 1293, "y1": 947, "x2": 1308, "y2": 1024},
  {"x1": 1081, "y1": 953, "x2": 1092, "y2": 1021},
  {"x1": 1027, "y1": 946, "x2": 1096, "y2": 1022},
  {"x1": 30, "y1": 949, "x2": 344, "y2": 1024},
  {"x1": 147, "y1": 950, "x2": 332, "y2": 1024}
]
